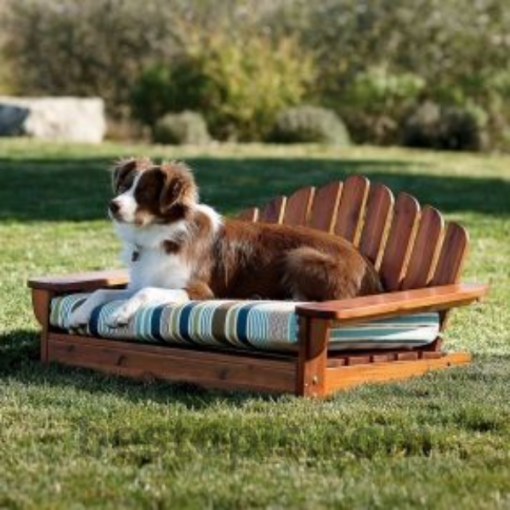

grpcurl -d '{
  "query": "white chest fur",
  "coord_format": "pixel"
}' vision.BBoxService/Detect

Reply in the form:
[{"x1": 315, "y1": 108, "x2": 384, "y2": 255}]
[
  {"x1": 128, "y1": 248, "x2": 191, "y2": 292},
  {"x1": 114, "y1": 221, "x2": 192, "y2": 292}
]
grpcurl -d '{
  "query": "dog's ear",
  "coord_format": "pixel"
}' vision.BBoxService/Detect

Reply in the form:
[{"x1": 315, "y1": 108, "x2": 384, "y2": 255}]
[
  {"x1": 159, "y1": 161, "x2": 198, "y2": 214},
  {"x1": 111, "y1": 157, "x2": 152, "y2": 193}
]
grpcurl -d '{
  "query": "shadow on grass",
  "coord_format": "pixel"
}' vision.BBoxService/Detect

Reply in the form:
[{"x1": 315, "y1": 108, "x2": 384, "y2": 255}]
[
  {"x1": 0, "y1": 330, "x2": 275, "y2": 408},
  {"x1": 2, "y1": 329, "x2": 509, "y2": 410},
  {"x1": 0, "y1": 155, "x2": 509, "y2": 222}
]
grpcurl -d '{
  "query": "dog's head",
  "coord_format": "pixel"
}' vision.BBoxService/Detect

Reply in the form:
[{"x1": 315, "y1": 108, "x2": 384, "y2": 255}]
[{"x1": 109, "y1": 158, "x2": 198, "y2": 227}]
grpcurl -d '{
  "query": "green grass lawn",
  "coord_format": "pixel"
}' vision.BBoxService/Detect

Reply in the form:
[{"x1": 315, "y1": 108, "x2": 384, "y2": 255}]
[{"x1": 0, "y1": 139, "x2": 509, "y2": 509}]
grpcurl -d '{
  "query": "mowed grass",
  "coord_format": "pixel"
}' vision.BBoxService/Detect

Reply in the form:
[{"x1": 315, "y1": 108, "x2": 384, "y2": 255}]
[{"x1": 0, "y1": 139, "x2": 509, "y2": 509}]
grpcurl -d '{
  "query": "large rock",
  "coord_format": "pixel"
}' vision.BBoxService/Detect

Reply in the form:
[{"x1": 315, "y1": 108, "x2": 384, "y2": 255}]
[{"x1": 0, "y1": 97, "x2": 107, "y2": 143}]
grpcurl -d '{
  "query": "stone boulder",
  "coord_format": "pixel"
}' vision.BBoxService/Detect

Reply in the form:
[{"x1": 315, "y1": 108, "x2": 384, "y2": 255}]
[{"x1": 0, "y1": 97, "x2": 107, "y2": 143}]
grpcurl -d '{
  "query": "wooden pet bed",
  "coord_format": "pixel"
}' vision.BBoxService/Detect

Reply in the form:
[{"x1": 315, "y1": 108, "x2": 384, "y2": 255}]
[{"x1": 29, "y1": 175, "x2": 488, "y2": 397}]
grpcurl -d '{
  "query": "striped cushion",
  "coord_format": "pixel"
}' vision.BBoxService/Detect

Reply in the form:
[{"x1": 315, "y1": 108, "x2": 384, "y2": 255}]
[{"x1": 50, "y1": 293, "x2": 440, "y2": 352}]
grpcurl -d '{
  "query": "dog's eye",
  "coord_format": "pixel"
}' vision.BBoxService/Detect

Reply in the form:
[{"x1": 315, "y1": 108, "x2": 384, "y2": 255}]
[{"x1": 117, "y1": 182, "x2": 131, "y2": 194}]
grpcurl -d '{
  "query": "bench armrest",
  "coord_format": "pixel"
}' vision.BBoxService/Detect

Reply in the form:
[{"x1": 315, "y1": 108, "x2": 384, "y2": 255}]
[
  {"x1": 28, "y1": 269, "x2": 129, "y2": 293},
  {"x1": 295, "y1": 283, "x2": 489, "y2": 323}
]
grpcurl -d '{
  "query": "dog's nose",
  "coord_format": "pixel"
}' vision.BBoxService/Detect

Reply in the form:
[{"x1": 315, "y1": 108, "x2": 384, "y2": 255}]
[{"x1": 109, "y1": 200, "x2": 120, "y2": 214}]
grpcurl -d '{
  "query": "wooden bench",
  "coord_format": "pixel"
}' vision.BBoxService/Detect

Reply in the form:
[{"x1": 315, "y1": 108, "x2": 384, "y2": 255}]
[{"x1": 29, "y1": 175, "x2": 488, "y2": 397}]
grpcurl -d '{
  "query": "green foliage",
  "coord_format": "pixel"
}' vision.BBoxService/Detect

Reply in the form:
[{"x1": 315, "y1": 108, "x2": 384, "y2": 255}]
[
  {"x1": 269, "y1": 0, "x2": 510, "y2": 149},
  {"x1": 2, "y1": 0, "x2": 191, "y2": 117},
  {"x1": 130, "y1": 67, "x2": 176, "y2": 127},
  {"x1": 403, "y1": 102, "x2": 488, "y2": 152},
  {"x1": 3, "y1": 0, "x2": 510, "y2": 150},
  {"x1": 341, "y1": 67, "x2": 425, "y2": 144},
  {"x1": 131, "y1": 33, "x2": 313, "y2": 141},
  {"x1": 153, "y1": 111, "x2": 210, "y2": 145},
  {"x1": 269, "y1": 106, "x2": 350, "y2": 145}
]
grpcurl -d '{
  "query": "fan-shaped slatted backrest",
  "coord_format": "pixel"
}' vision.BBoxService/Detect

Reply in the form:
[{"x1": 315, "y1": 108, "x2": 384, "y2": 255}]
[{"x1": 236, "y1": 175, "x2": 469, "y2": 291}]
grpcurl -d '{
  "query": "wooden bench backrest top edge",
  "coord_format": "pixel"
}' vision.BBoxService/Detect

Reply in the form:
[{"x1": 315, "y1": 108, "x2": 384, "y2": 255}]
[{"x1": 236, "y1": 175, "x2": 470, "y2": 290}]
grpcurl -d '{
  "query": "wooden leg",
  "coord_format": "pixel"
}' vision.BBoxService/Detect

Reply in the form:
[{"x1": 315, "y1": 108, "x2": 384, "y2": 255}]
[
  {"x1": 31, "y1": 289, "x2": 53, "y2": 363},
  {"x1": 296, "y1": 317, "x2": 330, "y2": 397}
]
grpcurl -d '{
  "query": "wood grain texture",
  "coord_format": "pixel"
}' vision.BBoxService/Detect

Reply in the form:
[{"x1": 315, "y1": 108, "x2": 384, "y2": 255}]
[
  {"x1": 28, "y1": 269, "x2": 129, "y2": 292},
  {"x1": 295, "y1": 283, "x2": 489, "y2": 321},
  {"x1": 283, "y1": 186, "x2": 315, "y2": 226},
  {"x1": 32, "y1": 289, "x2": 52, "y2": 362},
  {"x1": 237, "y1": 207, "x2": 259, "y2": 222},
  {"x1": 432, "y1": 222, "x2": 469, "y2": 285},
  {"x1": 402, "y1": 206, "x2": 444, "y2": 290},
  {"x1": 327, "y1": 348, "x2": 442, "y2": 367},
  {"x1": 325, "y1": 352, "x2": 471, "y2": 393},
  {"x1": 379, "y1": 193, "x2": 421, "y2": 290},
  {"x1": 32, "y1": 288, "x2": 52, "y2": 326},
  {"x1": 308, "y1": 181, "x2": 343, "y2": 233},
  {"x1": 296, "y1": 317, "x2": 330, "y2": 397},
  {"x1": 259, "y1": 196, "x2": 287, "y2": 224},
  {"x1": 358, "y1": 183, "x2": 394, "y2": 265},
  {"x1": 334, "y1": 175, "x2": 370, "y2": 244},
  {"x1": 48, "y1": 334, "x2": 296, "y2": 394}
]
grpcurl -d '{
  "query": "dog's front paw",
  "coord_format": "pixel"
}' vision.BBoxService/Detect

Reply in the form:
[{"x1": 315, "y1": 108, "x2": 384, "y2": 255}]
[
  {"x1": 105, "y1": 306, "x2": 132, "y2": 328},
  {"x1": 67, "y1": 306, "x2": 92, "y2": 329}
]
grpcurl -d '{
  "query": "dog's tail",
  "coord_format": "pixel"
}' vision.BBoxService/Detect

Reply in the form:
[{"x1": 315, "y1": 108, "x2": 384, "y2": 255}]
[{"x1": 282, "y1": 247, "x2": 383, "y2": 301}]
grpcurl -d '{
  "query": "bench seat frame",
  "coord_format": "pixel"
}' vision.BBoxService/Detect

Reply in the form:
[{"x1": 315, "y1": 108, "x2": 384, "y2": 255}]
[
  {"x1": 29, "y1": 271, "x2": 487, "y2": 397},
  {"x1": 29, "y1": 175, "x2": 489, "y2": 397}
]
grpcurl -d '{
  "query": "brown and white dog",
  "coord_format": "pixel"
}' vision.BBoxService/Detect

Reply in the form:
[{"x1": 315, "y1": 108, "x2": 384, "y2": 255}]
[{"x1": 68, "y1": 158, "x2": 383, "y2": 328}]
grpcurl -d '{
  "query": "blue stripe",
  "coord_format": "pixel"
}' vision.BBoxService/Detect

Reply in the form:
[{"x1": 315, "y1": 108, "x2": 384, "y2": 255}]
[
  {"x1": 89, "y1": 305, "x2": 104, "y2": 337},
  {"x1": 179, "y1": 302, "x2": 197, "y2": 343},
  {"x1": 151, "y1": 305, "x2": 165, "y2": 342},
  {"x1": 368, "y1": 313, "x2": 438, "y2": 325},
  {"x1": 236, "y1": 303, "x2": 258, "y2": 347}
]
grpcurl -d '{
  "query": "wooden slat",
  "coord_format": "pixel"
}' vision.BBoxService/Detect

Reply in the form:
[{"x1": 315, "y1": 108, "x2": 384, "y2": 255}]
[
  {"x1": 396, "y1": 352, "x2": 419, "y2": 361},
  {"x1": 432, "y1": 222, "x2": 469, "y2": 285},
  {"x1": 295, "y1": 283, "x2": 489, "y2": 321},
  {"x1": 346, "y1": 355, "x2": 372, "y2": 366},
  {"x1": 379, "y1": 193, "x2": 420, "y2": 290},
  {"x1": 50, "y1": 332, "x2": 295, "y2": 361},
  {"x1": 283, "y1": 186, "x2": 315, "y2": 227},
  {"x1": 358, "y1": 183, "x2": 394, "y2": 266},
  {"x1": 334, "y1": 175, "x2": 370, "y2": 244},
  {"x1": 28, "y1": 269, "x2": 129, "y2": 292},
  {"x1": 324, "y1": 352, "x2": 472, "y2": 393},
  {"x1": 237, "y1": 207, "x2": 259, "y2": 222},
  {"x1": 48, "y1": 335, "x2": 296, "y2": 394},
  {"x1": 308, "y1": 181, "x2": 343, "y2": 233},
  {"x1": 402, "y1": 206, "x2": 444, "y2": 290},
  {"x1": 259, "y1": 196, "x2": 286, "y2": 224},
  {"x1": 328, "y1": 348, "x2": 438, "y2": 367}
]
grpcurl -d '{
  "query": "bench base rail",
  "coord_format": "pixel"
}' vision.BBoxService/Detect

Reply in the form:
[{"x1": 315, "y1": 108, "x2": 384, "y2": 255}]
[{"x1": 43, "y1": 331, "x2": 470, "y2": 397}]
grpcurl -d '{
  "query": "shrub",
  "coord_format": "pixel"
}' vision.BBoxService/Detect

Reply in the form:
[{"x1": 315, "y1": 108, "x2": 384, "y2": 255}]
[
  {"x1": 268, "y1": 106, "x2": 350, "y2": 145},
  {"x1": 1, "y1": 1, "x2": 281, "y2": 119},
  {"x1": 403, "y1": 102, "x2": 488, "y2": 152},
  {"x1": 338, "y1": 67, "x2": 425, "y2": 144},
  {"x1": 268, "y1": 0, "x2": 510, "y2": 149},
  {"x1": 131, "y1": 33, "x2": 313, "y2": 141},
  {"x1": 130, "y1": 67, "x2": 175, "y2": 128},
  {"x1": 153, "y1": 111, "x2": 210, "y2": 145}
]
